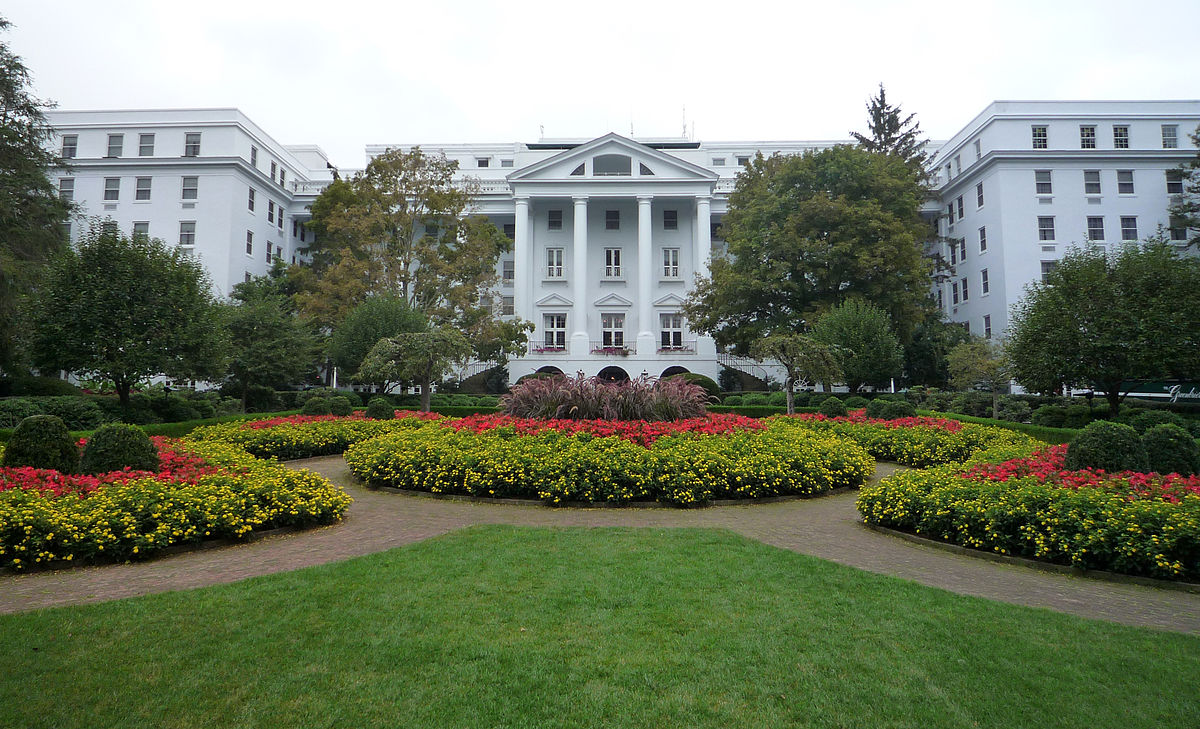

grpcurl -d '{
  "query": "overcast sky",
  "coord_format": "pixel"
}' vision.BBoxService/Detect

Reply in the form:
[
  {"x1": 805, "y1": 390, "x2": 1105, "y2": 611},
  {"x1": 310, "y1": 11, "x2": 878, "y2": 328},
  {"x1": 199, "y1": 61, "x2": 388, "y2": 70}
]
[{"x1": 7, "y1": 0, "x2": 1200, "y2": 169}]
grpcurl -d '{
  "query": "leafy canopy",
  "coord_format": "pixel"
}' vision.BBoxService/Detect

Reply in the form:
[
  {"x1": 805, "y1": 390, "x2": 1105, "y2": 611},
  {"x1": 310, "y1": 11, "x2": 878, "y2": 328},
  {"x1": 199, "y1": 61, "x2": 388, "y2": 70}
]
[
  {"x1": 946, "y1": 337, "x2": 1011, "y2": 414},
  {"x1": 811, "y1": 299, "x2": 904, "y2": 394},
  {"x1": 330, "y1": 296, "x2": 427, "y2": 390},
  {"x1": 358, "y1": 327, "x2": 471, "y2": 411},
  {"x1": 749, "y1": 334, "x2": 842, "y2": 414},
  {"x1": 223, "y1": 276, "x2": 320, "y2": 409}
]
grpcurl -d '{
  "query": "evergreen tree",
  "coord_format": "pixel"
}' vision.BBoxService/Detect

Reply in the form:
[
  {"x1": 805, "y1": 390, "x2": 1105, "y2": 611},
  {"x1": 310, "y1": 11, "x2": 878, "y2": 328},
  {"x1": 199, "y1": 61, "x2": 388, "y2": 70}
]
[
  {"x1": 1168, "y1": 124, "x2": 1200, "y2": 249},
  {"x1": 850, "y1": 83, "x2": 930, "y2": 174}
]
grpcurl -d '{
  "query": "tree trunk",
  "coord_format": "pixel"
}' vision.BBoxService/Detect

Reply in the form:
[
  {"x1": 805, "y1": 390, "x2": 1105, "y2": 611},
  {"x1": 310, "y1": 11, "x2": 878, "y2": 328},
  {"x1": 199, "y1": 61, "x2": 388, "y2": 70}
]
[
  {"x1": 116, "y1": 378, "x2": 131, "y2": 410},
  {"x1": 785, "y1": 377, "x2": 795, "y2": 415},
  {"x1": 420, "y1": 381, "x2": 431, "y2": 412},
  {"x1": 991, "y1": 389, "x2": 1000, "y2": 418},
  {"x1": 1104, "y1": 386, "x2": 1122, "y2": 416}
]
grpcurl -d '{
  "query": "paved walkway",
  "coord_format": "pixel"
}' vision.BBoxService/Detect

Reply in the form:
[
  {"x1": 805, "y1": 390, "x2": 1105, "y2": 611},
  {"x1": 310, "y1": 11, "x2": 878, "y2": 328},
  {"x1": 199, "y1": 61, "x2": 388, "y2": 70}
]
[{"x1": 2, "y1": 458, "x2": 1199, "y2": 634}]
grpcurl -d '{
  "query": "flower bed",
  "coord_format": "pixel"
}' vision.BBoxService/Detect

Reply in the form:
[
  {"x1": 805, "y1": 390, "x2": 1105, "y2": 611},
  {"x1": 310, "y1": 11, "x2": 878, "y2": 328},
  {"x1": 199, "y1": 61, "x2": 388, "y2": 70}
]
[
  {"x1": 0, "y1": 438, "x2": 352, "y2": 570},
  {"x1": 344, "y1": 419, "x2": 873, "y2": 506},
  {"x1": 445, "y1": 412, "x2": 764, "y2": 447},
  {"x1": 188, "y1": 411, "x2": 441, "y2": 460}
]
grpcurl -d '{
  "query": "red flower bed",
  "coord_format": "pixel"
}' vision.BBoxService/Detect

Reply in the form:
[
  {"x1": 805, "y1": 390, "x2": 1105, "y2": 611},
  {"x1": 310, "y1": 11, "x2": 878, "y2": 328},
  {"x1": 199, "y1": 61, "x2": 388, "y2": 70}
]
[
  {"x1": 792, "y1": 410, "x2": 965, "y2": 432},
  {"x1": 241, "y1": 410, "x2": 442, "y2": 429},
  {"x1": 444, "y1": 412, "x2": 765, "y2": 447},
  {"x1": 0, "y1": 437, "x2": 217, "y2": 497},
  {"x1": 965, "y1": 444, "x2": 1200, "y2": 502}
]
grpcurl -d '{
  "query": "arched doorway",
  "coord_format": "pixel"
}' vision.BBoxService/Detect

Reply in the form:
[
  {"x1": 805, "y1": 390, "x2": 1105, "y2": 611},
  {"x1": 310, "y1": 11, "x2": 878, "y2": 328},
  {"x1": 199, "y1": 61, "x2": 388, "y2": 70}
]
[
  {"x1": 660, "y1": 366, "x2": 690, "y2": 378},
  {"x1": 596, "y1": 366, "x2": 630, "y2": 382},
  {"x1": 535, "y1": 366, "x2": 564, "y2": 376}
]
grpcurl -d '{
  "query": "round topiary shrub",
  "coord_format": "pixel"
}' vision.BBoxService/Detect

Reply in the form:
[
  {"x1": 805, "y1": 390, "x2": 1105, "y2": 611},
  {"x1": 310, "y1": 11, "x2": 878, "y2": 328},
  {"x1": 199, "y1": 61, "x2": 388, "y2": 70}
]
[
  {"x1": 881, "y1": 400, "x2": 917, "y2": 419},
  {"x1": 722, "y1": 395, "x2": 744, "y2": 406},
  {"x1": 1032, "y1": 405, "x2": 1068, "y2": 428},
  {"x1": 365, "y1": 397, "x2": 395, "y2": 420},
  {"x1": 79, "y1": 423, "x2": 159, "y2": 475},
  {"x1": 1064, "y1": 421, "x2": 1149, "y2": 473},
  {"x1": 475, "y1": 396, "x2": 499, "y2": 408},
  {"x1": 670, "y1": 373, "x2": 720, "y2": 399},
  {"x1": 1142, "y1": 424, "x2": 1200, "y2": 476},
  {"x1": 818, "y1": 396, "x2": 847, "y2": 417},
  {"x1": 301, "y1": 397, "x2": 332, "y2": 415},
  {"x1": 1126, "y1": 409, "x2": 1187, "y2": 434},
  {"x1": 864, "y1": 399, "x2": 889, "y2": 419},
  {"x1": 791, "y1": 391, "x2": 812, "y2": 407},
  {"x1": 329, "y1": 396, "x2": 355, "y2": 416},
  {"x1": 742, "y1": 393, "x2": 768, "y2": 406},
  {"x1": 1, "y1": 415, "x2": 79, "y2": 473},
  {"x1": 844, "y1": 396, "x2": 870, "y2": 410}
]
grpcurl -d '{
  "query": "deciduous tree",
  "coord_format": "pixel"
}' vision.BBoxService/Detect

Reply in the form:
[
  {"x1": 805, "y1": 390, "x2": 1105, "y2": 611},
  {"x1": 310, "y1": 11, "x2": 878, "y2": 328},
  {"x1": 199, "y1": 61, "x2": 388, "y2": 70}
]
[
  {"x1": 947, "y1": 337, "x2": 1011, "y2": 416},
  {"x1": 330, "y1": 296, "x2": 427, "y2": 391},
  {"x1": 811, "y1": 300, "x2": 904, "y2": 394},
  {"x1": 749, "y1": 335, "x2": 842, "y2": 414},
  {"x1": 358, "y1": 327, "x2": 472, "y2": 412}
]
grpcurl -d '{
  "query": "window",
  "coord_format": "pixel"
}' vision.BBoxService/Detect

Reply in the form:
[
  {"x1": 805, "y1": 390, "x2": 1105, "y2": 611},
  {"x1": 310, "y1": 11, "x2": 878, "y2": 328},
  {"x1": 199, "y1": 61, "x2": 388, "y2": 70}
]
[
  {"x1": 1038, "y1": 216, "x2": 1055, "y2": 241},
  {"x1": 605, "y1": 209, "x2": 620, "y2": 230},
  {"x1": 1032, "y1": 125, "x2": 1048, "y2": 148},
  {"x1": 543, "y1": 314, "x2": 566, "y2": 349},
  {"x1": 593, "y1": 154, "x2": 631, "y2": 176},
  {"x1": 1040, "y1": 260, "x2": 1057, "y2": 281},
  {"x1": 1167, "y1": 170, "x2": 1184, "y2": 194},
  {"x1": 246, "y1": 231, "x2": 254, "y2": 256},
  {"x1": 500, "y1": 159, "x2": 514, "y2": 168},
  {"x1": 976, "y1": 183, "x2": 984, "y2": 208},
  {"x1": 663, "y1": 209, "x2": 678, "y2": 230},
  {"x1": 476, "y1": 157, "x2": 489, "y2": 168},
  {"x1": 101, "y1": 220, "x2": 119, "y2": 236},
  {"x1": 1035, "y1": 170, "x2": 1052, "y2": 195},
  {"x1": 980, "y1": 268, "x2": 990, "y2": 295},
  {"x1": 425, "y1": 222, "x2": 438, "y2": 239},
  {"x1": 272, "y1": 246, "x2": 279, "y2": 262},
  {"x1": 503, "y1": 223, "x2": 515, "y2": 239},
  {"x1": 547, "y1": 248, "x2": 564, "y2": 278},
  {"x1": 973, "y1": 139, "x2": 982, "y2": 160},
  {"x1": 945, "y1": 164, "x2": 953, "y2": 182},
  {"x1": 1084, "y1": 170, "x2": 1101, "y2": 195},
  {"x1": 601, "y1": 313, "x2": 625, "y2": 348},
  {"x1": 984, "y1": 315, "x2": 992, "y2": 339},
  {"x1": 1087, "y1": 216, "x2": 1105, "y2": 241},
  {"x1": 978, "y1": 226, "x2": 987, "y2": 252},
  {"x1": 663, "y1": 248, "x2": 680, "y2": 278},
  {"x1": 245, "y1": 272, "x2": 252, "y2": 283},
  {"x1": 736, "y1": 155, "x2": 751, "y2": 166},
  {"x1": 179, "y1": 221, "x2": 196, "y2": 246},
  {"x1": 952, "y1": 281, "x2": 960, "y2": 305},
  {"x1": 711, "y1": 221, "x2": 722, "y2": 240},
  {"x1": 292, "y1": 220, "x2": 298, "y2": 237},
  {"x1": 181, "y1": 176, "x2": 198, "y2": 200},
  {"x1": 947, "y1": 203, "x2": 955, "y2": 225},
  {"x1": 58, "y1": 178, "x2": 74, "y2": 201},
  {"x1": 1079, "y1": 125, "x2": 1096, "y2": 148},
  {"x1": 956, "y1": 196, "x2": 964, "y2": 220},
  {"x1": 61, "y1": 135, "x2": 77, "y2": 158},
  {"x1": 960, "y1": 276, "x2": 969, "y2": 302},
  {"x1": 570, "y1": 164, "x2": 584, "y2": 176},
  {"x1": 954, "y1": 155, "x2": 961, "y2": 175},
  {"x1": 502, "y1": 259, "x2": 514, "y2": 283},
  {"x1": 135, "y1": 177, "x2": 152, "y2": 201},
  {"x1": 132, "y1": 222, "x2": 149, "y2": 238},
  {"x1": 267, "y1": 200, "x2": 275, "y2": 223},
  {"x1": 139, "y1": 133, "x2": 155, "y2": 156},
  {"x1": 660, "y1": 313, "x2": 684, "y2": 349},
  {"x1": 250, "y1": 146, "x2": 258, "y2": 167},
  {"x1": 1113, "y1": 125, "x2": 1129, "y2": 149},
  {"x1": 937, "y1": 289, "x2": 943, "y2": 310},
  {"x1": 1162, "y1": 125, "x2": 1179, "y2": 149},
  {"x1": 277, "y1": 207, "x2": 284, "y2": 230},
  {"x1": 501, "y1": 296, "x2": 514, "y2": 316},
  {"x1": 106, "y1": 134, "x2": 123, "y2": 157},
  {"x1": 959, "y1": 238, "x2": 967, "y2": 261},
  {"x1": 270, "y1": 161, "x2": 278, "y2": 181},
  {"x1": 279, "y1": 169, "x2": 284, "y2": 187},
  {"x1": 711, "y1": 157, "x2": 726, "y2": 166},
  {"x1": 1121, "y1": 216, "x2": 1138, "y2": 241},
  {"x1": 1170, "y1": 217, "x2": 1188, "y2": 242},
  {"x1": 949, "y1": 240, "x2": 957, "y2": 266},
  {"x1": 1117, "y1": 170, "x2": 1134, "y2": 194},
  {"x1": 548, "y1": 209, "x2": 563, "y2": 230},
  {"x1": 604, "y1": 248, "x2": 622, "y2": 277},
  {"x1": 184, "y1": 133, "x2": 201, "y2": 156},
  {"x1": 103, "y1": 177, "x2": 120, "y2": 201},
  {"x1": 248, "y1": 187, "x2": 256, "y2": 211}
]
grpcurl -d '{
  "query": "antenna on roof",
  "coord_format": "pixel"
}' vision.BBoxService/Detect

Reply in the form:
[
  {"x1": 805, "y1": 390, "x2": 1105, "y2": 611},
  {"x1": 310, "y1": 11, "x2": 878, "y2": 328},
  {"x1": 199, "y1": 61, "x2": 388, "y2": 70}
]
[
  {"x1": 681, "y1": 105, "x2": 687, "y2": 138},
  {"x1": 539, "y1": 124, "x2": 544, "y2": 140}
]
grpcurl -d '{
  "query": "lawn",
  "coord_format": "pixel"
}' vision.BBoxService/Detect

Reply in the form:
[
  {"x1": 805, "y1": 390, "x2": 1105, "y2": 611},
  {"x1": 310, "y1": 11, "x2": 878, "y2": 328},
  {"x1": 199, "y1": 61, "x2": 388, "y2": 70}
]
[{"x1": 2, "y1": 526, "x2": 1197, "y2": 729}]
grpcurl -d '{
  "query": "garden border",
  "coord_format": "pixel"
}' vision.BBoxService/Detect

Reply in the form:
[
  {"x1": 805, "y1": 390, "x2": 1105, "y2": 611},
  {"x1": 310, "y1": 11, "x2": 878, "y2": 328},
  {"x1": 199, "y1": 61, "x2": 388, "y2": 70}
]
[{"x1": 371, "y1": 484, "x2": 856, "y2": 509}]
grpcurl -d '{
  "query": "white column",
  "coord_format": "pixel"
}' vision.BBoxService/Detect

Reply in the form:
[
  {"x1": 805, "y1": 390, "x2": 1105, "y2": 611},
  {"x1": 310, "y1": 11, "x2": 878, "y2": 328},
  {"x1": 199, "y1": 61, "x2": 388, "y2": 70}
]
[
  {"x1": 636, "y1": 195, "x2": 655, "y2": 356},
  {"x1": 571, "y1": 196, "x2": 589, "y2": 356},
  {"x1": 513, "y1": 197, "x2": 531, "y2": 321},
  {"x1": 695, "y1": 195, "x2": 712, "y2": 282}
]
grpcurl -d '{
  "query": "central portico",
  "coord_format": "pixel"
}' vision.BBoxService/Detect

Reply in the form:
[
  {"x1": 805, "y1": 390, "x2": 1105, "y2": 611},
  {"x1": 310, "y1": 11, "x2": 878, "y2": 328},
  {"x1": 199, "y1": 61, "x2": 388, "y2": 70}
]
[{"x1": 504, "y1": 133, "x2": 721, "y2": 381}]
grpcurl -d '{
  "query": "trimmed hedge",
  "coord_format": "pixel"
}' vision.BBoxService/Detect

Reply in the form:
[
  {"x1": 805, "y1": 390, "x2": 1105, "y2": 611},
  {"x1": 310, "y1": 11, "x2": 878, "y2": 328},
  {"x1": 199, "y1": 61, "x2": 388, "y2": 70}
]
[
  {"x1": 79, "y1": 424, "x2": 159, "y2": 475},
  {"x1": 1142, "y1": 424, "x2": 1200, "y2": 476},
  {"x1": 2, "y1": 416, "x2": 79, "y2": 473},
  {"x1": 1064, "y1": 421, "x2": 1149, "y2": 473},
  {"x1": 188, "y1": 414, "x2": 437, "y2": 461},
  {"x1": 918, "y1": 410, "x2": 1079, "y2": 445}
]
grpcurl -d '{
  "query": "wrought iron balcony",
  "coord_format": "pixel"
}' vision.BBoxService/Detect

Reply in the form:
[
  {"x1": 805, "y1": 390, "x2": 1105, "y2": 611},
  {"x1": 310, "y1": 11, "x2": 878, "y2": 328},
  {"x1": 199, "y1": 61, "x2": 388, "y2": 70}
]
[{"x1": 590, "y1": 341, "x2": 634, "y2": 356}]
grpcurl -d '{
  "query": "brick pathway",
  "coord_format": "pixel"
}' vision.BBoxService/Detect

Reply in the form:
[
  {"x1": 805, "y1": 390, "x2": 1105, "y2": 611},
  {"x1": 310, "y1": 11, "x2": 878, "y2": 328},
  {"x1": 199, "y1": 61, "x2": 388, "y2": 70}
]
[{"x1": 2, "y1": 458, "x2": 1199, "y2": 634}]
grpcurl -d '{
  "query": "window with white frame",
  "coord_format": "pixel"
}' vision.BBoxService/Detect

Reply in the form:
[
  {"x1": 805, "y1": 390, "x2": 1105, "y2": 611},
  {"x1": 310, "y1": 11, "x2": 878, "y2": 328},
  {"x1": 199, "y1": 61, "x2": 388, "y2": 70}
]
[
  {"x1": 605, "y1": 209, "x2": 620, "y2": 230},
  {"x1": 248, "y1": 187, "x2": 256, "y2": 211},
  {"x1": 736, "y1": 155, "x2": 751, "y2": 166},
  {"x1": 502, "y1": 223, "x2": 515, "y2": 239},
  {"x1": 548, "y1": 209, "x2": 563, "y2": 230},
  {"x1": 945, "y1": 164, "x2": 953, "y2": 182},
  {"x1": 949, "y1": 239, "x2": 957, "y2": 265},
  {"x1": 500, "y1": 159, "x2": 514, "y2": 168},
  {"x1": 973, "y1": 139, "x2": 982, "y2": 160},
  {"x1": 1117, "y1": 170, "x2": 1134, "y2": 194},
  {"x1": 960, "y1": 276, "x2": 969, "y2": 302},
  {"x1": 956, "y1": 196, "x2": 964, "y2": 219},
  {"x1": 181, "y1": 176, "x2": 198, "y2": 200},
  {"x1": 179, "y1": 221, "x2": 196, "y2": 246},
  {"x1": 1087, "y1": 216, "x2": 1105, "y2": 241},
  {"x1": 711, "y1": 157, "x2": 726, "y2": 166},
  {"x1": 978, "y1": 226, "x2": 987, "y2": 252},
  {"x1": 106, "y1": 134, "x2": 123, "y2": 157},
  {"x1": 1162, "y1": 125, "x2": 1179, "y2": 149},
  {"x1": 954, "y1": 155, "x2": 962, "y2": 176},
  {"x1": 936, "y1": 289, "x2": 943, "y2": 310},
  {"x1": 604, "y1": 248, "x2": 622, "y2": 277},
  {"x1": 476, "y1": 157, "x2": 490, "y2": 168},
  {"x1": 1035, "y1": 170, "x2": 1052, "y2": 194},
  {"x1": 267, "y1": 200, "x2": 275, "y2": 223},
  {"x1": 501, "y1": 296, "x2": 514, "y2": 316},
  {"x1": 1084, "y1": 170, "x2": 1101, "y2": 195},
  {"x1": 547, "y1": 248, "x2": 564, "y2": 278},
  {"x1": 663, "y1": 248, "x2": 680, "y2": 278},
  {"x1": 184, "y1": 132, "x2": 201, "y2": 157},
  {"x1": 663, "y1": 209, "x2": 678, "y2": 230},
  {"x1": 101, "y1": 220, "x2": 119, "y2": 235},
  {"x1": 1079, "y1": 125, "x2": 1096, "y2": 148},
  {"x1": 959, "y1": 238, "x2": 967, "y2": 261},
  {"x1": 1031, "y1": 125, "x2": 1047, "y2": 148},
  {"x1": 277, "y1": 206, "x2": 284, "y2": 230},
  {"x1": 947, "y1": 203, "x2": 955, "y2": 224},
  {"x1": 132, "y1": 222, "x2": 149, "y2": 238},
  {"x1": 103, "y1": 177, "x2": 120, "y2": 201},
  {"x1": 246, "y1": 231, "x2": 254, "y2": 256},
  {"x1": 279, "y1": 169, "x2": 285, "y2": 187},
  {"x1": 980, "y1": 268, "x2": 989, "y2": 295},
  {"x1": 502, "y1": 259, "x2": 514, "y2": 284},
  {"x1": 135, "y1": 177, "x2": 152, "y2": 201},
  {"x1": 1170, "y1": 217, "x2": 1188, "y2": 242},
  {"x1": 61, "y1": 135, "x2": 77, "y2": 158},
  {"x1": 976, "y1": 183, "x2": 984, "y2": 208},
  {"x1": 984, "y1": 314, "x2": 992, "y2": 339},
  {"x1": 250, "y1": 146, "x2": 258, "y2": 167},
  {"x1": 952, "y1": 281, "x2": 960, "y2": 305},
  {"x1": 58, "y1": 178, "x2": 74, "y2": 201},
  {"x1": 660, "y1": 313, "x2": 684, "y2": 349},
  {"x1": 1167, "y1": 170, "x2": 1183, "y2": 194},
  {"x1": 543, "y1": 313, "x2": 566, "y2": 349},
  {"x1": 1113, "y1": 125, "x2": 1129, "y2": 148},
  {"x1": 138, "y1": 133, "x2": 155, "y2": 156},
  {"x1": 1121, "y1": 216, "x2": 1138, "y2": 241},
  {"x1": 1038, "y1": 216, "x2": 1055, "y2": 241},
  {"x1": 601, "y1": 313, "x2": 625, "y2": 348},
  {"x1": 1040, "y1": 260, "x2": 1057, "y2": 281}
]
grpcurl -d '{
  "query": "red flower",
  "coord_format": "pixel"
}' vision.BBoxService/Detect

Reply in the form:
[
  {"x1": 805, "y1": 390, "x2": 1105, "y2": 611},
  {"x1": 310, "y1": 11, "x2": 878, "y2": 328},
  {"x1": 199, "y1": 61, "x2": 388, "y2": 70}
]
[
  {"x1": 443, "y1": 412, "x2": 764, "y2": 447},
  {"x1": 0, "y1": 437, "x2": 219, "y2": 497}
]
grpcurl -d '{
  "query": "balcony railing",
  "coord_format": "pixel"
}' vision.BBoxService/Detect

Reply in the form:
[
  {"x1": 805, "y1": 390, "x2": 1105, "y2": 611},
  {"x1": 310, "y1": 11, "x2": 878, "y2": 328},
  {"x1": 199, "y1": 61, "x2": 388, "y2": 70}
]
[
  {"x1": 657, "y1": 340, "x2": 696, "y2": 354},
  {"x1": 590, "y1": 341, "x2": 634, "y2": 356},
  {"x1": 528, "y1": 342, "x2": 568, "y2": 355}
]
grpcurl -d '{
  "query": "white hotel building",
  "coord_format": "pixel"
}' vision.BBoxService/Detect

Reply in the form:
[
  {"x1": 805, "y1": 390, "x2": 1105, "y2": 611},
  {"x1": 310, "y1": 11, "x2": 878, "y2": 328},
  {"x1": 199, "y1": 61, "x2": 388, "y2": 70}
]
[{"x1": 45, "y1": 100, "x2": 1199, "y2": 384}]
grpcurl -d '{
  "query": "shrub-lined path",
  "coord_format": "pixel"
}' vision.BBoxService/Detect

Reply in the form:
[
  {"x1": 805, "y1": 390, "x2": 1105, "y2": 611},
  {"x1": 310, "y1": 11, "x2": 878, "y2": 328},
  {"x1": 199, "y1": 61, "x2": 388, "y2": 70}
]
[{"x1": 2, "y1": 457, "x2": 1199, "y2": 633}]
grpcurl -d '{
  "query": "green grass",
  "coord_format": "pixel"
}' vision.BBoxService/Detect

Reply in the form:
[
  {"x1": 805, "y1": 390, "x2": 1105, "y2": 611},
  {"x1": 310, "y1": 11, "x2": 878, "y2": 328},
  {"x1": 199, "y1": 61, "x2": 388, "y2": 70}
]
[
  {"x1": 1, "y1": 527, "x2": 1195, "y2": 728},
  {"x1": 918, "y1": 409, "x2": 1080, "y2": 444}
]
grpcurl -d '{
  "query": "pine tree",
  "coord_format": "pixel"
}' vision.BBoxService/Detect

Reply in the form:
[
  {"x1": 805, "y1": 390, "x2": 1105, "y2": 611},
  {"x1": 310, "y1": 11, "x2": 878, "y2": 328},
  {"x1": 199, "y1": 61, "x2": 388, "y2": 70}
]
[{"x1": 850, "y1": 84, "x2": 929, "y2": 172}]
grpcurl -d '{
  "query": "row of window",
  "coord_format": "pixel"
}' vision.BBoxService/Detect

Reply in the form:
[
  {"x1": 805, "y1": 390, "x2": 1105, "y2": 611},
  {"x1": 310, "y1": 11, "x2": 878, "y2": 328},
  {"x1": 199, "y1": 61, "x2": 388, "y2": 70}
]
[
  {"x1": 950, "y1": 269, "x2": 991, "y2": 306},
  {"x1": 711, "y1": 155, "x2": 753, "y2": 167},
  {"x1": 500, "y1": 247, "x2": 685, "y2": 282},
  {"x1": 538, "y1": 313, "x2": 688, "y2": 351},
  {"x1": 62, "y1": 132, "x2": 202, "y2": 159},
  {"x1": 1036, "y1": 215, "x2": 1187, "y2": 242},
  {"x1": 539, "y1": 208, "x2": 682, "y2": 232},
  {"x1": 475, "y1": 157, "x2": 515, "y2": 168},
  {"x1": 1033, "y1": 169, "x2": 1179, "y2": 196},
  {"x1": 1030, "y1": 124, "x2": 1180, "y2": 149},
  {"x1": 60, "y1": 175, "x2": 202, "y2": 203},
  {"x1": 244, "y1": 230, "x2": 285, "y2": 263}
]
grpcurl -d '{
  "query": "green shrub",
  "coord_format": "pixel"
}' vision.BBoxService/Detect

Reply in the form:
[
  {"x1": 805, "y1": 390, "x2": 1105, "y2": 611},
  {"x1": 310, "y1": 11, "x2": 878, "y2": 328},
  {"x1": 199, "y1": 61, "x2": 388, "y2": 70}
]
[
  {"x1": 808, "y1": 392, "x2": 829, "y2": 406},
  {"x1": 705, "y1": 405, "x2": 789, "y2": 418},
  {"x1": 1125, "y1": 409, "x2": 1188, "y2": 434},
  {"x1": 880, "y1": 401, "x2": 917, "y2": 419},
  {"x1": 722, "y1": 395, "x2": 744, "y2": 406},
  {"x1": 450, "y1": 394, "x2": 476, "y2": 406},
  {"x1": 1, "y1": 415, "x2": 79, "y2": 473},
  {"x1": 2, "y1": 376, "x2": 82, "y2": 397},
  {"x1": 948, "y1": 393, "x2": 990, "y2": 418},
  {"x1": 244, "y1": 385, "x2": 281, "y2": 413},
  {"x1": 301, "y1": 398, "x2": 332, "y2": 415},
  {"x1": 993, "y1": 398, "x2": 1032, "y2": 424},
  {"x1": 717, "y1": 367, "x2": 741, "y2": 393},
  {"x1": 766, "y1": 392, "x2": 787, "y2": 406},
  {"x1": 667, "y1": 373, "x2": 720, "y2": 399},
  {"x1": 1064, "y1": 421, "x2": 1149, "y2": 473},
  {"x1": 475, "y1": 396, "x2": 499, "y2": 408},
  {"x1": 429, "y1": 393, "x2": 451, "y2": 406},
  {"x1": 791, "y1": 391, "x2": 812, "y2": 407},
  {"x1": 1032, "y1": 405, "x2": 1067, "y2": 428},
  {"x1": 0, "y1": 398, "x2": 41, "y2": 428},
  {"x1": 1062, "y1": 404, "x2": 1096, "y2": 430},
  {"x1": 818, "y1": 397, "x2": 847, "y2": 417},
  {"x1": 844, "y1": 396, "x2": 870, "y2": 410},
  {"x1": 150, "y1": 395, "x2": 201, "y2": 423},
  {"x1": 365, "y1": 398, "x2": 395, "y2": 420},
  {"x1": 328, "y1": 396, "x2": 355, "y2": 416},
  {"x1": 190, "y1": 399, "x2": 216, "y2": 420},
  {"x1": 742, "y1": 393, "x2": 768, "y2": 406},
  {"x1": 864, "y1": 399, "x2": 889, "y2": 419},
  {"x1": 79, "y1": 423, "x2": 159, "y2": 475},
  {"x1": 1141, "y1": 424, "x2": 1200, "y2": 476}
]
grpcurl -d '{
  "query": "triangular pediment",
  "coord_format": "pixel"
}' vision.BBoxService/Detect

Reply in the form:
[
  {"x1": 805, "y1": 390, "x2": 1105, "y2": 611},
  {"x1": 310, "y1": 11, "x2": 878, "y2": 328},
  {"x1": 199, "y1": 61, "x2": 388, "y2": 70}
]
[
  {"x1": 508, "y1": 133, "x2": 718, "y2": 182},
  {"x1": 652, "y1": 293, "x2": 686, "y2": 307},
  {"x1": 593, "y1": 292, "x2": 633, "y2": 307},
  {"x1": 536, "y1": 293, "x2": 574, "y2": 307}
]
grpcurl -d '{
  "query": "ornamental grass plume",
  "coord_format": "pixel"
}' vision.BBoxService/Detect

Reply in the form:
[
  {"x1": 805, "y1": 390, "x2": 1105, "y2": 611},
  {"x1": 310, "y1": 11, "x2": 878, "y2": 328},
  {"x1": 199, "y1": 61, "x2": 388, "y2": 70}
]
[{"x1": 501, "y1": 373, "x2": 709, "y2": 421}]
